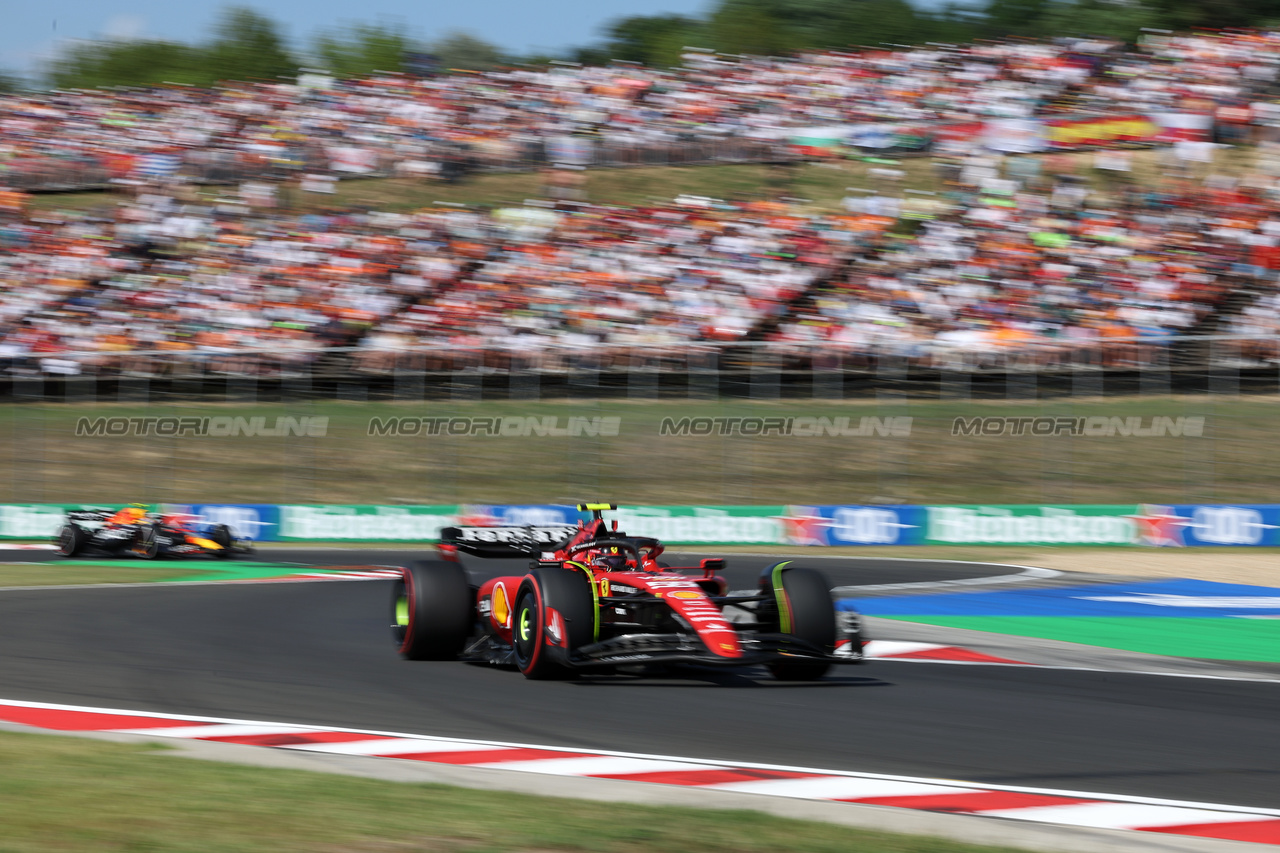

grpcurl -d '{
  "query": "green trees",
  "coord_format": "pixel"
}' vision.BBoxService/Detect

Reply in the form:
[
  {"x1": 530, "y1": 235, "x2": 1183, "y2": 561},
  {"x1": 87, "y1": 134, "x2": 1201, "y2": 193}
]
[
  {"x1": 35, "y1": 0, "x2": 1280, "y2": 92},
  {"x1": 206, "y1": 7, "x2": 297, "y2": 83},
  {"x1": 587, "y1": 0, "x2": 1204, "y2": 63},
  {"x1": 604, "y1": 15, "x2": 707, "y2": 67},
  {"x1": 1150, "y1": 0, "x2": 1280, "y2": 29},
  {"x1": 596, "y1": 0, "x2": 984, "y2": 65},
  {"x1": 49, "y1": 6, "x2": 295, "y2": 89},
  {"x1": 706, "y1": 0, "x2": 801, "y2": 57},
  {"x1": 41, "y1": 7, "x2": 520, "y2": 89},
  {"x1": 980, "y1": 0, "x2": 1160, "y2": 41},
  {"x1": 314, "y1": 23, "x2": 412, "y2": 78},
  {"x1": 49, "y1": 40, "x2": 208, "y2": 88},
  {"x1": 1037, "y1": 0, "x2": 1160, "y2": 40},
  {"x1": 430, "y1": 32, "x2": 505, "y2": 71}
]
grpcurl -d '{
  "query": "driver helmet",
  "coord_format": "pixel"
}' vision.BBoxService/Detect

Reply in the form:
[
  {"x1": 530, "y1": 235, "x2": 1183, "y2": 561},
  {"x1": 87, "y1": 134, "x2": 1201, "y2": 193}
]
[
  {"x1": 109, "y1": 503, "x2": 151, "y2": 525},
  {"x1": 591, "y1": 548, "x2": 628, "y2": 572}
]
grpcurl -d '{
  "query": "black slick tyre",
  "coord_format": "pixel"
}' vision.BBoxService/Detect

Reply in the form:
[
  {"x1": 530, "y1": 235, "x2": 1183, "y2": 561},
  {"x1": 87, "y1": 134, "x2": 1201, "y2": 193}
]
[
  {"x1": 511, "y1": 568, "x2": 595, "y2": 680},
  {"x1": 55, "y1": 524, "x2": 83, "y2": 558},
  {"x1": 392, "y1": 560, "x2": 472, "y2": 660},
  {"x1": 134, "y1": 523, "x2": 160, "y2": 559},
  {"x1": 760, "y1": 563, "x2": 836, "y2": 681},
  {"x1": 210, "y1": 524, "x2": 234, "y2": 559}
]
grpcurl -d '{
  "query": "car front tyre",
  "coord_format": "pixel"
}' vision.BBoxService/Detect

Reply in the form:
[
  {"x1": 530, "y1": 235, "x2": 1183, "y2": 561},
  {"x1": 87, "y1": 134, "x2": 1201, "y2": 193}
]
[
  {"x1": 55, "y1": 524, "x2": 83, "y2": 558},
  {"x1": 762, "y1": 564, "x2": 836, "y2": 681}
]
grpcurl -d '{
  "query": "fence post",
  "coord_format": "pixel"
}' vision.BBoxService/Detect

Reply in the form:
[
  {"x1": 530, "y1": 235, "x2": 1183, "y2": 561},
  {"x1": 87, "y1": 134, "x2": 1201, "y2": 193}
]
[
  {"x1": 509, "y1": 353, "x2": 540, "y2": 401},
  {"x1": 1140, "y1": 342, "x2": 1172, "y2": 396},
  {"x1": 1072, "y1": 345, "x2": 1103, "y2": 399},
  {"x1": 226, "y1": 363, "x2": 257, "y2": 404},
  {"x1": 289, "y1": 361, "x2": 318, "y2": 505},
  {"x1": 628, "y1": 350, "x2": 659, "y2": 401},
  {"x1": 65, "y1": 367, "x2": 95, "y2": 404},
  {"x1": 1209, "y1": 338, "x2": 1240, "y2": 397},
  {"x1": 812, "y1": 349, "x2": 842, "y2": 399},
  {"x1": 876, "y1": 351, "x2": 907, "y2": 401},
  {"x1": 749, "y1": 345, "x2": 781, "y2": 400},
  {"x1": 338, "y1": 368, "x2": 367, "y2": 402},
  {"x1": 393, "y1": 352, "x2": 424, "y2": 402},
  {"x1": 12, "y1": 373, "x2": 44, "y2": 502},
  {"x1": 940, "y1": 363, "x2": 970, "y2": 400},
  {"x1": 1006, "y1": 357, "x2": 1036, "y2": 401},
  {"x1": 875, "y1": 353, "x2": 909, "y2": 501},
  {"x1": 568, "y1": 349, "x2": 600, "y2": 399},
  {"x1": 688, "y1": 347, "x2": 719, "y2": 399},
  {"x1": 144, "y1": 361, "x2": 174, "y2": 506},
  {"x1": 451, "y1": 355, "x2": 482, "y2": 402}
]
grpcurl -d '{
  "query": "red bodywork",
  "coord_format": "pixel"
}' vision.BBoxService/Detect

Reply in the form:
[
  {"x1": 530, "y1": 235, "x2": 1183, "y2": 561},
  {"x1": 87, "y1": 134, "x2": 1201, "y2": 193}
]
[{"x1": 470, "y1": 519, "x2": 743, "y2": 659}]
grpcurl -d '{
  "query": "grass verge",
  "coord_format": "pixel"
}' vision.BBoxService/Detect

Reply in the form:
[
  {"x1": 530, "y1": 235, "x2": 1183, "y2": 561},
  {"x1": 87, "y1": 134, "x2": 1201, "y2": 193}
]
[
  {"x1": 0, "y1": 728, "x2": 1035, "y2": 853},
  {"x1": 28, "y1": 161, "x2": 930, "y2": 215},
  {"x1": 27, "y1": 146, "x2": 1262, "y2": 215},
  {"x1": 0, "y1": 396, "x2": 1268, "y2": 505}
]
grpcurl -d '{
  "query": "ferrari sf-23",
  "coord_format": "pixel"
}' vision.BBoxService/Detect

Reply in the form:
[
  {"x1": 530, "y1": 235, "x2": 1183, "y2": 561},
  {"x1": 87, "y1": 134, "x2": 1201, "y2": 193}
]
[{"x1": 391, "y1": 504, "x2": 865, "y2": 679}]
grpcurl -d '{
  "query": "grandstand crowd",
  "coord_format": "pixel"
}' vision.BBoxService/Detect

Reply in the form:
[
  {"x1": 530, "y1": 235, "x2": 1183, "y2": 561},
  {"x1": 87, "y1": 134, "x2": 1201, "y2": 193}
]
[
  {"x1": 4, "y1": 30, "x2": 1280, "y2": 372},
  {"x1": 4, "y1": 154, "x2": 1279, "y2": 370},
  {"x1": 0, "y1": 193, "x2": 845, "y2": 368},
  {"x1": 3, "y1": 29, "x2": 1280, "y2": 186}
]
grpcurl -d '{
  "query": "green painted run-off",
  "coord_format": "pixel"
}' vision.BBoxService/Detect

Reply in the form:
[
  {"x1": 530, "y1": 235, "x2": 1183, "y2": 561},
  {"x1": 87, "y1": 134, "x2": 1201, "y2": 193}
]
[{"x1": 57, "y1": 560, "x2": 328, "y2": 583}]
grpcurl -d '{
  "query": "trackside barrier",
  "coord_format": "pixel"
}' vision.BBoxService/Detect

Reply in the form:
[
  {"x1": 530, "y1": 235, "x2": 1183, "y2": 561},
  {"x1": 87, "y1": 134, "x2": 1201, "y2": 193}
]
[{"x1": 4, "y1": 503, "x2": 1279, "y2": 547}]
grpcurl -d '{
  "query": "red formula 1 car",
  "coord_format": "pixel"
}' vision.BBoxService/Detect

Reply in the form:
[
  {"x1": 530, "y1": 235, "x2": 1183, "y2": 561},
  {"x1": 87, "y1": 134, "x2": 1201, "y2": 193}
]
[{"x1": 391, "y1": 504, "x2": 865, "y2": 680}]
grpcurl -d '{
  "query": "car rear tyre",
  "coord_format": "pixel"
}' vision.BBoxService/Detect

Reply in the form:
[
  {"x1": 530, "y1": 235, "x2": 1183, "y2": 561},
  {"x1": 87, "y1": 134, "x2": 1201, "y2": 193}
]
[
  {"x1": 512, "y1": 568, "x2": 596, "y2": 680},
  {"x1": 55, "y1": 524, "x2": 83, "y2": 558},
  {"x1": 392, "y1": 560, "x2": 473, "y2": 660},
  {"x1": 134, "y1": 523, "x2": 160, "y2": 560},
  {"x1": 210, "y1": 524, "x2": 234, "y2": 559},
  {"x1": 760, "y1": 564, "x2": 836, "y2": 681}
]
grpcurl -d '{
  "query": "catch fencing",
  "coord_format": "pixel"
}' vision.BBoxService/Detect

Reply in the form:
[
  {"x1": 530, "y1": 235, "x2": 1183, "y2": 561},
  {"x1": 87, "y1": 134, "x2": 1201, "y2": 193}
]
[
  {"x1": 1, "y1": 335, "x2": 1277, "y2": 396},
  {"x1": 0, "y1": 336, "x2": 1276, "y2": 509}
]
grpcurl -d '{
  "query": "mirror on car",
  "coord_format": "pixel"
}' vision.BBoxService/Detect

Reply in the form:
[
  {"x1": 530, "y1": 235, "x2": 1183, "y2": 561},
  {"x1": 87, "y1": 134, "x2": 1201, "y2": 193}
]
[{"x1": 699, "y1": 558, "x2": 726, "y2": 576}]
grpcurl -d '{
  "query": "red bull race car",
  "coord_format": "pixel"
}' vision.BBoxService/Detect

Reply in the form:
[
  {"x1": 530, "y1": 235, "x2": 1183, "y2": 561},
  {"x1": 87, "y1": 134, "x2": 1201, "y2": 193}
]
[
  {"x1": 391, "y1": 504, "x2": 865, "y2": 680},
  {"x1": 54, "y1": 505, "x2": 254, "y2": 559}
]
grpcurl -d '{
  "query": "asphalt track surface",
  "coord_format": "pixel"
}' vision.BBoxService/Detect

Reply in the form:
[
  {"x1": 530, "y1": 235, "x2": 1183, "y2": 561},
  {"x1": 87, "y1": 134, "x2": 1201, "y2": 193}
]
[{"x1": 0, "y1": 550, "x2": 1277, "y2": 810}]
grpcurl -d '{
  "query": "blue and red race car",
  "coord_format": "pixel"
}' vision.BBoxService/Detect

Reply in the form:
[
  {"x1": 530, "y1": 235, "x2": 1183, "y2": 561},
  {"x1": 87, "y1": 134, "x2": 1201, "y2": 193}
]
[
  {"x1": 391, "y1": 504, "x2": 865, "y2": 679},
  {"x1": 55, "y1": 505, "x2": 254, "y2": 560}
]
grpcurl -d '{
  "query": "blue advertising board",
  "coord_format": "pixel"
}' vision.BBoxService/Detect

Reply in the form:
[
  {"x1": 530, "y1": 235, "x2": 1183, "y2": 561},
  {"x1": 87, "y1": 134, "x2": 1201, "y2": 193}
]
[
  {"x1": 167, "y1": 504, "x2": 281, "y2": 541},
  {"x1": 802, "y1": 505, "x2": 925, "y2": 546},
  {"x1": 1167, "y1": 505, "x2": 1280, "y2": 547}
]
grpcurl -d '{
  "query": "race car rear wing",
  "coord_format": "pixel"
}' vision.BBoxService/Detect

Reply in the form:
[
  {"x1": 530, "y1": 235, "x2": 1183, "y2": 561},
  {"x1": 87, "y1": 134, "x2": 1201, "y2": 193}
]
[{"x1": 439, "y1": 525, "x2": 577, "y2": 558}]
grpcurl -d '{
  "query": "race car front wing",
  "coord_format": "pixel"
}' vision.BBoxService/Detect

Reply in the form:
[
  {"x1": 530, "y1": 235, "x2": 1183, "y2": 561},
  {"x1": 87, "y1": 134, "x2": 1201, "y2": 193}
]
[
  {"x1": 571, "y1": 632, "x2": 865, "y2": 668},
  {"x1": 458, "y1": 629, "x2": 864, "y2": 670}
]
